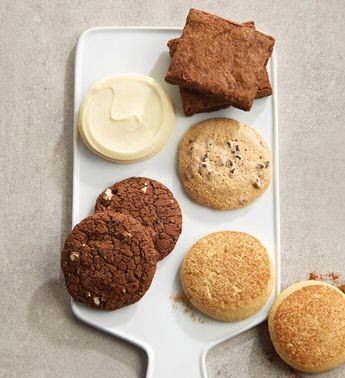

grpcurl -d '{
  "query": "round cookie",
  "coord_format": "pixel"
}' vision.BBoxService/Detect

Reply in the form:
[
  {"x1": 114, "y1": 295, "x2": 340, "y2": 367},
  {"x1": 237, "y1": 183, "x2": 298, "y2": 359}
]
[
  {"x1": 268, "y1": 281, "x2": 345, "y2": 373},
  {"x1": 78, "y1": 74, "x2": 175, "y2": 164},
  {"x1": 180, "y1": 231, "x2": 274, "y2": 321},
  {"x1": 178, "y1": 118, "x2": 271, "y2": 209},
  {"x1": 95, "y1": 177, "x2": 182, "y2": 260},
  {"x1": 61, "y1": 211, "x2": 157, "y2": 310}
]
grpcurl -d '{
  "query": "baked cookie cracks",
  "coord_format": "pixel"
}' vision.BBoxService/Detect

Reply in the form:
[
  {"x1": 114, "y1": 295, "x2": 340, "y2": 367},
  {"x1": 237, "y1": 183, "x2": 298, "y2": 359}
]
[
  {"x1": 181, "y1": 231, "x2": 273, "y2": 321},
  {"x1": 268, "y1": 281, "x2": 345, "y2": 373},
  {"x1": 61, "y1": 211, "x2": 157, "y2": 310},
  {"x1": 61, "y1": 177, "x2": 182, "y2": 310},
  {"x1": 95, "y1": 177, "x2": 182, "y2": 260}
]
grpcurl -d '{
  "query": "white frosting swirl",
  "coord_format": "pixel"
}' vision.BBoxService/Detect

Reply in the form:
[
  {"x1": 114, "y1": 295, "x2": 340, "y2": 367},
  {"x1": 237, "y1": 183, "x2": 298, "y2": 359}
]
[{"x1": 78, "y1": 74, "x2": 175, "y2": 163}]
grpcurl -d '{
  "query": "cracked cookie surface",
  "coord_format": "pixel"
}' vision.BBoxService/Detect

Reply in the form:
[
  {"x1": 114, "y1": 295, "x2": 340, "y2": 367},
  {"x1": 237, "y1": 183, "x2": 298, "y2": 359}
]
[
  {"x1": 61, "y1": 211, "x2": 157, "y2": 310},
  {"x1": 180, "y1": 231, "x2": 274, "y2": 321},
  {"x1": 178, "y1": 118, "x2": 271, "y2": 209},
  {"x1": 268, "y1": 281, "x2": 345, "y2": 373},
  {"x1": 95, "y1": 177, "x2": 182, "y2": 260}
]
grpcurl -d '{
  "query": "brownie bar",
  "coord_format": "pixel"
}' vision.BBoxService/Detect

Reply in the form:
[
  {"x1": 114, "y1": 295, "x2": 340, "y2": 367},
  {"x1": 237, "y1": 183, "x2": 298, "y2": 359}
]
[
  {"x1": 168, "y1": 21, "x2": 272, "y2": 116},
  {"x1": 165, "y1": 9, "x2": 275, "y2": 111}
]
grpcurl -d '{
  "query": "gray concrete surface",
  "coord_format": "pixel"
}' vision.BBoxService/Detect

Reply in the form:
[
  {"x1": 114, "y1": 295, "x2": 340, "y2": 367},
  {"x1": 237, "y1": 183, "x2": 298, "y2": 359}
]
[{"x1": 1, "y1": 0, "x2": 345, "y2": 377}]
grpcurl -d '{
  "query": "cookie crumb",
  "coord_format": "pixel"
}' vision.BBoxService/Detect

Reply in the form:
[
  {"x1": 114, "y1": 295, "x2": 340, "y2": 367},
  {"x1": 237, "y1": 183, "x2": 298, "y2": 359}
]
[
  {"x1": 171, "y1": 294, "x2": 205, "y2": 323},
  {"x1": 308, "y1": 271, "x2": 345, "y2": 293}
]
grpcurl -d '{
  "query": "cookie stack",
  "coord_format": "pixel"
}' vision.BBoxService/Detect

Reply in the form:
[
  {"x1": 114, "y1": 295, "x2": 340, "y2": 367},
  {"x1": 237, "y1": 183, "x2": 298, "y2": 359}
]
[
  {"x1": 165, "y1": 9, "x2": 275, "y2": 116},
  {"x1": 61, "y1": 177, "x2": 182, "y2": 310}
]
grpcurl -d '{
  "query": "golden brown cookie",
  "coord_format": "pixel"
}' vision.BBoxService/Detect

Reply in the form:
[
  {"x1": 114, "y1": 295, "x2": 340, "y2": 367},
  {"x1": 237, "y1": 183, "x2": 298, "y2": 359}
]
[
  {"x1": 180, "y1": 231, "x2": 274, "y2": 321},
  {"x1": 178, "y1": 118, "x2": 271, "y2": 209},
  {"x1": 61, "y1": 211, "x2": 157, "y2": 310},
  {"x1": 268, "y1": 281, "x2": 345, "y2": 373}
]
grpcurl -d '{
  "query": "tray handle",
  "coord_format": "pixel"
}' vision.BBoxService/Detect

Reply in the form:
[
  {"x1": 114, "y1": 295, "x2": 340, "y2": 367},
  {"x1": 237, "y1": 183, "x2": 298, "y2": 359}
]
[{"x1": 145, "y1": 343, "x2": 207, "y2": 378}]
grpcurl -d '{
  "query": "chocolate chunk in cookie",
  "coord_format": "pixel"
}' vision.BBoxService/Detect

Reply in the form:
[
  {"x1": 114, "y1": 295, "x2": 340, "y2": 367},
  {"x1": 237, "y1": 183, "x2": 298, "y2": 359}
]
[
  {"x1": 95, "y1": 177, "x2": 182, "y2": 260},
  {"x1": 61, "y1": 211, "x2": 157, "y2": 310}
]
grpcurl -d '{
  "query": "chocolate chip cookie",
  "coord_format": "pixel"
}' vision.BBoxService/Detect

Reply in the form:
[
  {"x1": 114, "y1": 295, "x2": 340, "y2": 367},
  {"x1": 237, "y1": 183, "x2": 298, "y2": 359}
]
[
  {"x1": 95, "y1": 177, "x2": 182, "y2": 260},
  {"x1": 61, "y1": 211, "x2": 157, "y2": 310},
  {"x1": 179, "y1": 118, "x2": 271, "y2": 209}
]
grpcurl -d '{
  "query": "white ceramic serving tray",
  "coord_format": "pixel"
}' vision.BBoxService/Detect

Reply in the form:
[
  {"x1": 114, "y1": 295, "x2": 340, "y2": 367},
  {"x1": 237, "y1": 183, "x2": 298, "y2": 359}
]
[{"x1": 72, "y1": 27, "x2": 280, "y2": 378}]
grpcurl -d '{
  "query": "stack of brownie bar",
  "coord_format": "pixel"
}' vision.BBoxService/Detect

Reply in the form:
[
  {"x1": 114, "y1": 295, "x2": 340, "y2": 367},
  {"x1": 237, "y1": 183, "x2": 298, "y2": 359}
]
[{"x1": 165, "y1": 9, "x2": 275, "y2": 116}]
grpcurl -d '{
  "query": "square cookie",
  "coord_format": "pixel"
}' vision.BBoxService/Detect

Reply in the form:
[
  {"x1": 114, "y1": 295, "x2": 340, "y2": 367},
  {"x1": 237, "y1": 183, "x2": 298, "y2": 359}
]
[
  {"x1": 165, "y1": 9, "x2": 275, "y2": 111},
  {"x1": 167, "y1": 21, "x2": 272, "y2": 116}
]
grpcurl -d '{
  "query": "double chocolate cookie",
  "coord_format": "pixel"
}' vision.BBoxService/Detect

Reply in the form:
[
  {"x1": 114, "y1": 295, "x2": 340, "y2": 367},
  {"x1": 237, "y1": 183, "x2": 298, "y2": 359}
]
[
  {"x1": 95, "y1": 177, "x2": 183, "y2": 260},
  {"x1": 61, "y1": 211, "x2": 157, "y2": 310}
]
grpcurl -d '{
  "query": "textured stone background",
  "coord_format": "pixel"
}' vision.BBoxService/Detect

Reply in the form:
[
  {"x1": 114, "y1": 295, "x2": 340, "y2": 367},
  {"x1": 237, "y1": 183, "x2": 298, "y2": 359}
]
[{"x1": 1, "y1": 0, "x2": 345, "y2": 377}]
